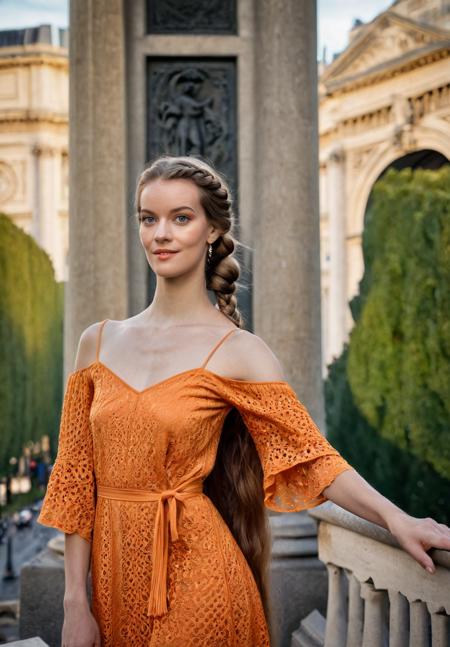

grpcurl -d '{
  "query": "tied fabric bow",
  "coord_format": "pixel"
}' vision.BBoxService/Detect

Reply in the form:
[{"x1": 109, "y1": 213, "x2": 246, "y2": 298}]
[
  {"x1": 147, "y1": 477, "x2": 204, "y2": 616},
  {"x1": 97, "y1": 473, "x2": 204, "y2": 617}
]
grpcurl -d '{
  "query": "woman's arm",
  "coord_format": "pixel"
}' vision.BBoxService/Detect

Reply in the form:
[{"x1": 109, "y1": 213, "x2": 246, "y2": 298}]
[
  {"x1": 322, "y1": 468, "x2": 450, "y2": 573},
  {"x1": 61, "y1": 322, "x2": 103, "y2": 646},
  {"x1": 322, "y1": 468, "x2": 402, "y2": 529},
  {"x1": 63, "y1": 533, "x2": 92, "y2": 606},
  {"x1": 227, "y1": 332, "x2": 450, "y2": 573}
]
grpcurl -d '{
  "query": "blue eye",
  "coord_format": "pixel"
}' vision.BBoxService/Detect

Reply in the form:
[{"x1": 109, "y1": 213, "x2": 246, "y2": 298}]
[
  {"x1": 140, "y1": 215, "x2": 154, "y2": 224},
  {"x1": 139, "y1": 214, "x2": 191, "y2": 224}
]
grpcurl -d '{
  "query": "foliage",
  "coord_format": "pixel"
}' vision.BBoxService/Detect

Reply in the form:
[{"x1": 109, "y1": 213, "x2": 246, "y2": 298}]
[
  {"x1": 0, "y1": 214, "x2": 64, "y2": 474},
  {"x1": 325, "y1": 166, "x2": 450, "y2": 523}
]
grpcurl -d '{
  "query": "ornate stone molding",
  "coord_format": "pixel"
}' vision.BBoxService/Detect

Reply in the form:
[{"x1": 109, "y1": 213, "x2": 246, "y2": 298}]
[
  {"x1": 0, "y1": 162, "x2": 17, "y2": 204},
  {"x1": 0, "y1": 54, "x2": 67, "y2": 71},
  {"x1": 0, "y1": 110, "x2": 68, "y2": 125},
  {"x1": 147, "y1": 0, "x2": 237, "y2": 35},
  {"x1": 350, "y1": 146, "x2": 376, "y2": 172},
  {"x1": 328, "y1": 146, "x2": 346, "y2": 164},
  {"x1": 321, "y1": 10, "x2": 450, "y2": 96},
  {"x1": 31, "y1": 145, "x2": 57, "y2": 158},
  {"x1": 321, "y1": 82, "x2": 450, "y2": 139}
]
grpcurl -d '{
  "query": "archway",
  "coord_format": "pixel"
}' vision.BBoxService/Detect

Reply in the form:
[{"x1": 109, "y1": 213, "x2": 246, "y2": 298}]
[
  {"x1": 346, "y1": 144, "x2": 450, "y2": 311},
  {"x1": 383, "y1": 148, "x2": 449, "y2": 172},
  {"x1": 365, "y1": 148, "x2": 450, "y2": 225}
]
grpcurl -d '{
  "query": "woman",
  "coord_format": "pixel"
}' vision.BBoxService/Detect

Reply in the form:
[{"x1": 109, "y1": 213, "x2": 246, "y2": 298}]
[{"x1": 38, "y1": 155, "x2": 450, "y2": 647}]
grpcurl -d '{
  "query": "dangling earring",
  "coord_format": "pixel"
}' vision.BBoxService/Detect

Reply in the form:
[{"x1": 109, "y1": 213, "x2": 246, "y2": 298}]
[{"x1": 208, "y1": 243, "x2": 213, "y2": 263}]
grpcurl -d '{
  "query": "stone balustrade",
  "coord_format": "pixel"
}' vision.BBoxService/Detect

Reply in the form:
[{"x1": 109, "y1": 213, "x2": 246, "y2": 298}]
[{"x1": 292, "y1": 501, "x2": 450, "y2": 647}]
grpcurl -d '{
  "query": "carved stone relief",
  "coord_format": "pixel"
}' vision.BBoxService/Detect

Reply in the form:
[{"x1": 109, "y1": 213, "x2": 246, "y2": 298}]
[
  {"x1": 147, "y1": 0, "x2": 237, "y2": 35},
  {"x1": 147, "y1": 58, "x2": 237, "y2": 198},
  {"x1": 350, "y1": 147, "x2": 376, "y2": 172}
]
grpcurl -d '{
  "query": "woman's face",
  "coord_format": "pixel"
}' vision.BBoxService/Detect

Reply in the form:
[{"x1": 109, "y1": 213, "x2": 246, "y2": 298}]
[{"x1": 138, "y1": 178, "x2": 218, "y2": 278}]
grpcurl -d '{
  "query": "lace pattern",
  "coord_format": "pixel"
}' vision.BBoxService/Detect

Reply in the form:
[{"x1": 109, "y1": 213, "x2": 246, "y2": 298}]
[
  {"x1": 38, "y1": 369, "x2": 96, "y2": 543},
  {"x1": 37, "y1": 362, "x2": 353, "y2": 646},
  {"x1": 203, "y1": 375, "x2": 353, "y2": 513}
]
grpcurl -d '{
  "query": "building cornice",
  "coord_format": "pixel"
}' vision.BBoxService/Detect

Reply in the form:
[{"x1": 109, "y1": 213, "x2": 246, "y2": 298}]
[
  {"x1": 320, "y1": 9, "x2": 450, "y2": 97},
  {"x1": 0, "y1": 49, "x2": 67, "y2": 71},
  {"x1": 322, "y1": 44, "x2": 450, "y2": 97}
]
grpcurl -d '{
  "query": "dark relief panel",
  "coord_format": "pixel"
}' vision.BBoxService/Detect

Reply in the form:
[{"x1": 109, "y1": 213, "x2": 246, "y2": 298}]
[
  {"x1": 147, "y1": 58, "x2": 238, "y2": 201},
  {"x1": 147, "y1": 0, "x2": 237, "y2": 35}
]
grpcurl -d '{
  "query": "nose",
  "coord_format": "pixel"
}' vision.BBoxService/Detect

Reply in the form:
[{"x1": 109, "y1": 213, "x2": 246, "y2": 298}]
[{"x1": 153, "y1": 218, "x2": 172, "y2": 241}]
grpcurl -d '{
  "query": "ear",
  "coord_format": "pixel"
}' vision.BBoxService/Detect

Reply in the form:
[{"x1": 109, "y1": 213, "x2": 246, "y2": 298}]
[{"x1": 207, "y1": 224, "x2": 222, "y2": 245}]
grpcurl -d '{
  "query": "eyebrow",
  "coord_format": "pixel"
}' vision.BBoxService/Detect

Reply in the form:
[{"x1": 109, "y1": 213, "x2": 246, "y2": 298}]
[{"x1": 139, "y1": 206, "x2": 196, "y2": 215}]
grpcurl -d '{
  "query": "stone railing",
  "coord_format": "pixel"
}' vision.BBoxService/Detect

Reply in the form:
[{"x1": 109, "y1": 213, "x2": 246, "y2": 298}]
[{"x1": 292, "y1": 502, "x2": 450, "y2": 647}]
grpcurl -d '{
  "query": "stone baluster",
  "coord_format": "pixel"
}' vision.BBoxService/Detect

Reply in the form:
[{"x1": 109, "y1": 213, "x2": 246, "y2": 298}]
[
  {"x1": 430, "y1": 611, "x2": 449, "y2": 647},
  {"x1": 409, "y1": 600, "x2": 430, "y2": 646},
  {"x1": 388, "y1": 590, "x2": 409, "y2": 647},
  {"x1": 360, "y1": 580, "x2": 389, "y2": 647},
  {"x1": 324, "y1": 563, "x2": 347, "y2": 647},
  {"x1": 344, "y1": 569, "x2": 364, "y2": 647}
]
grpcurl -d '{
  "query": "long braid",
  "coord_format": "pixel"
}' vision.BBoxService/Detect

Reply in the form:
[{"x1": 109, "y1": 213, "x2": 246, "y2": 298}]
[{"x1": 134, "y1": 156, "x2": 274, "y2": 640}]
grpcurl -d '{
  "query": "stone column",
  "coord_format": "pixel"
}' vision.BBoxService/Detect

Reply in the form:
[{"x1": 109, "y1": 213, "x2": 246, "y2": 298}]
[
  {"x1": 253, "y1": 0, "x2": 323, "y2": 428},
  {"x1": 327, "y1": 146, "x2": 347, "y2": 361},
  {"x1": 66, "y1": 0, "x2": 128, "y2": 377},
  {"x1": 253, "y1": 3, "x2": 329, "y2": 646}
]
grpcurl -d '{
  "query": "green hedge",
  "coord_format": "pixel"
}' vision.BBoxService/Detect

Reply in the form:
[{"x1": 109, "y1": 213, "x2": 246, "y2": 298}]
[
  {"x1": 325, "y1": 166, "x2": 450, "y2": 524},
  {"x1": 0, "y1": 214, "x2": 64, "y2": 474}
]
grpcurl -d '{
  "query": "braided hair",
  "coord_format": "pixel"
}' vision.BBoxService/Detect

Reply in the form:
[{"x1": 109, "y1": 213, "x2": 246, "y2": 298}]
[
  {"x1": 134, "y1": 155, "x2": 244, "y2": 328},
  {"x1": 134, "y1": 155, "x2": 275, "y2": 642}
]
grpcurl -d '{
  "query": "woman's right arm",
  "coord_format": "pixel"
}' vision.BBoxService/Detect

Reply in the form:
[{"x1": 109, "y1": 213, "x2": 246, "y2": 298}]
[
  {"x1": 60, "y1": 322, "x2": 103, "y2": 646},
  {"x1": 62, "y1": 534, "x2": 101, "y2": 647}
]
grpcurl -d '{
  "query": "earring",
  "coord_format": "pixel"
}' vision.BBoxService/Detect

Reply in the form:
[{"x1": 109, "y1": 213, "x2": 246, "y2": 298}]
[{"x1": 208, "y1": 243, "x2": 213, "y2": 262}]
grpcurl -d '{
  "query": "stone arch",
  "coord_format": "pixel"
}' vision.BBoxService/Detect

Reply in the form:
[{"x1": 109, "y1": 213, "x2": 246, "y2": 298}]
[{"x1": 347, "y1": 128, "x2": 450, "y2": 237}]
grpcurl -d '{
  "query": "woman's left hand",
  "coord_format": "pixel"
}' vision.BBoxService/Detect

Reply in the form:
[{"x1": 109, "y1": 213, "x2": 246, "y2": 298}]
[{"x1": 386, "y1": 511, "x2": 450, "y2": 573}]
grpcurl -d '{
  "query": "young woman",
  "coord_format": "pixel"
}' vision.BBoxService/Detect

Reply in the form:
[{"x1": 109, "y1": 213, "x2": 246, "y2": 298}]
[{"x1": 38, "y1": 155, "x2": 450, "y2": 647}]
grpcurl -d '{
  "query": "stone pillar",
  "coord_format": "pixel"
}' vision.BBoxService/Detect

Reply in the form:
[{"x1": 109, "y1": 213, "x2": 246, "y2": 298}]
[
  {"x1": 253, "y1": 0, "x2": 323, "y2": 428},
  {"x1": 327, "y1": 146, "x2": 347, "y2": 361},
  {"x1": 66, "y1": 0, "x2": 128, "y2": 377},
  {"x1": 253, "y1": 3, "x2": 329, "y2": 646},
  {"x1": 31, "y1": 146, "x2": 55, "y2": 252}
]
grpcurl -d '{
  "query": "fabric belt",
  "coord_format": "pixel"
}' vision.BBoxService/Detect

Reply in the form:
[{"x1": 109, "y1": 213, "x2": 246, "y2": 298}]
[{"x1": 97, "y1": 477, "x2": 204, "y2": 617}]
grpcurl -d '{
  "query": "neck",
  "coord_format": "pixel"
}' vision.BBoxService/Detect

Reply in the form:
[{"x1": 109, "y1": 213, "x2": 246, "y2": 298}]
[{"x1": 144, "y1": 271, "x2": 217, "y2": 326}]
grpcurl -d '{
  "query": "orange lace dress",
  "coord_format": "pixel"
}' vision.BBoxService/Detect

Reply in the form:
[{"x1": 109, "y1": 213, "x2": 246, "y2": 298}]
[{"x1": 38, "y1": 319, "x2": 353, "y2": 647}]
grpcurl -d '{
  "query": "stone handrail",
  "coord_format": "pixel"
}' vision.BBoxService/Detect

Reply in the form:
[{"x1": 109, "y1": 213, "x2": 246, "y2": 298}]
[{"x1": 305, "y1": 501, "x2": 450, "y2": 647}]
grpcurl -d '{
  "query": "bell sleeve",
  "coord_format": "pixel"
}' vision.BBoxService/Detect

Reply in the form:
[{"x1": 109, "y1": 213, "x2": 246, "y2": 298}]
[
  {"x1": 219, "y1": 379, "x2": 353, "y2": 513},
  {"x1": 37, "y1": 368, "x2": 96, "y2": 543}
]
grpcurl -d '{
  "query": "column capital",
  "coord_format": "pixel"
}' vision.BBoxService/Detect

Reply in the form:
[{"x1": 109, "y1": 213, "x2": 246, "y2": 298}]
[
  {"x1": 32, "y1": 145, "x2": 56, "y2": 158},
  {"x1": 328, "y1": 145, "x2": 346, "y2": 164}
]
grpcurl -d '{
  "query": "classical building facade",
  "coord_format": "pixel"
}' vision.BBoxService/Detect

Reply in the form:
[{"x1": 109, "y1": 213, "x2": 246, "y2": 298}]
[
  {"x1": 2, "y1": 2, "x2": 450, "y2": 377},
  {"x1": 0, "y1": 25, "x2": 68, "y2": 281},
  {"x1": 319, "y1": 0, "x2": 450, "y2": 370}
]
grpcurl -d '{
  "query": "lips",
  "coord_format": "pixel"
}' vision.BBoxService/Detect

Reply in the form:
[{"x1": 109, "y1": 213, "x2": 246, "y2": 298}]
[{"x1": 154, "y1": 250, "x2": 178, "y2": 258}]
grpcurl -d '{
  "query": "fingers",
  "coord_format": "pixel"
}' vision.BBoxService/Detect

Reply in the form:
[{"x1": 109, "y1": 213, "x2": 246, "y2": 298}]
[{"x1": 406, "y1": 541, "x2": 436, "y2": 573}]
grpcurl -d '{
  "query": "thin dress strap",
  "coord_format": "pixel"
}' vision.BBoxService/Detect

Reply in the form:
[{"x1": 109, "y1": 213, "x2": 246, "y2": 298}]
[
  {"x1": 201, "y1": 328, "x2": 239, "y2": 370},
  {"x1": 96, "y1": 319, "x2": 109, "y2": 362}
]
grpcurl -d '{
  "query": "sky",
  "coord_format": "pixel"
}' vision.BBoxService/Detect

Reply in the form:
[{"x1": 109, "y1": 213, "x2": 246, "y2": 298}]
[{"x1": 0, "y1": 0, "x2": 394, "y2": 63}]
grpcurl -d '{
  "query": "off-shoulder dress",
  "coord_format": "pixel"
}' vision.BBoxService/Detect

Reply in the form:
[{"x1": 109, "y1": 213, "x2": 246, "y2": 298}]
[{"x1": 38, "y1": 319, "x2": 353, "y2": 646}]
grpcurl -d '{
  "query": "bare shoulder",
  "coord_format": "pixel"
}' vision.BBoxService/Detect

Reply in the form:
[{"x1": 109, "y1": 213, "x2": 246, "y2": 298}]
[
  {"x1": 224, "y1": 329, "x2": 286, "y2": 382},
  {"x1": 73, "y1": 320, "x2": 106, "y2": 371}
]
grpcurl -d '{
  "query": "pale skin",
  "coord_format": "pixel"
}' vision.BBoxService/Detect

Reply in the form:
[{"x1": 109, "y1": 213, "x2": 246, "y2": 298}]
[{"x1": 62, "y1": 177, "x2": 450, "y2": 646}]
